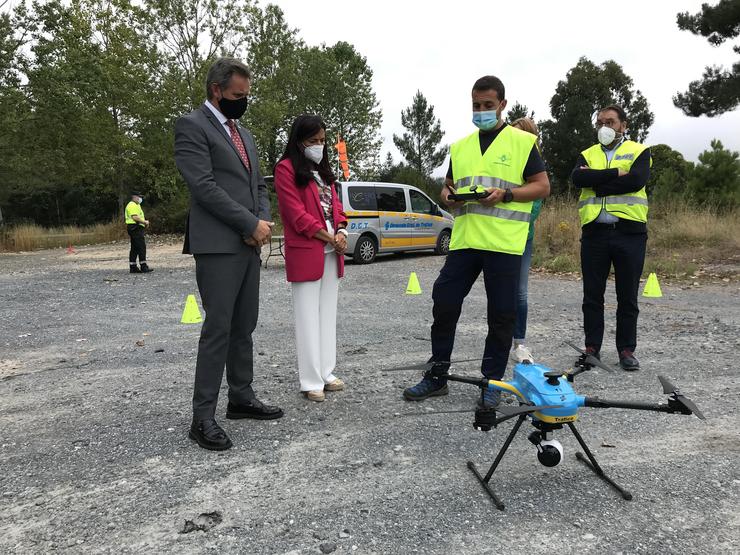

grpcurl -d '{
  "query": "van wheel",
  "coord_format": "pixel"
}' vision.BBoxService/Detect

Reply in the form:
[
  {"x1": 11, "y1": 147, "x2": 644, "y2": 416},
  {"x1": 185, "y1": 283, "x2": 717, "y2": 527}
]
[
  {"x1": 435, "y1": 230, "x2": 451, "y2": 255},
  {"x1": 353, "y1": 235, "x2": 377, "y2": 264}
]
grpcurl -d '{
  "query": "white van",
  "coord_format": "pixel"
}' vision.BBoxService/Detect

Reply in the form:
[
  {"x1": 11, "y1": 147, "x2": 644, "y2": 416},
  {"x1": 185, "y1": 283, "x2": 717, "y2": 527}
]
[{"x1": 336, "y1": 181, "x2": 454, "y2": 264}]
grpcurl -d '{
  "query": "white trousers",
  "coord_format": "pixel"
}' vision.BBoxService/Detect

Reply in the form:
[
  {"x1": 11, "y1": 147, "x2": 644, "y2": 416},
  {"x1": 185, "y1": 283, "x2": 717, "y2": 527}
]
[{"x1": 291, "y1": 252, "x2": 339, "y2": 391}]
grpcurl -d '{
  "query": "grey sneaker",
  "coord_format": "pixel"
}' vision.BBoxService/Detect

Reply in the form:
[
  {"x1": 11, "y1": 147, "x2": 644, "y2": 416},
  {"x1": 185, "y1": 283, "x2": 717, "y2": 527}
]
[{"x1": 510, "y1": 344, "x2": 534, "y2": 364}]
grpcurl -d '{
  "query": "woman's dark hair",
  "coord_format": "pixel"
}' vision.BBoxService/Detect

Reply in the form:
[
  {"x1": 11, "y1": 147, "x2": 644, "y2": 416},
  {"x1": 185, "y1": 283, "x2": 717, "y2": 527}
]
[{"x1": 279, "y1": 114, "x2": 336, "y2": 187}]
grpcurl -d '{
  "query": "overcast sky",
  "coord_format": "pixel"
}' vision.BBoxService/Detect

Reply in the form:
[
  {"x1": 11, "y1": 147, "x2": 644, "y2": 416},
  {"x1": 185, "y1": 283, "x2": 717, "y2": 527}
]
[{"x1": 272, "y1": 0, "x2": 739, "y2": 174}]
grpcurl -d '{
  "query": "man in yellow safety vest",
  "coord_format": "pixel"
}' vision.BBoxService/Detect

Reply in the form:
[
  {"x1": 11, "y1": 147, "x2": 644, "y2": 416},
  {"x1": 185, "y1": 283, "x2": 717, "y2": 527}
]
[
  {"x1": 125, "y1": 191, "x2": 152, "y2": 273},
  {"x1": 404, "y1": 75, "x2": 550, "y2": 408},
  {"x1": 571, "y1": 105, "x2": 651, "y2": 371}
]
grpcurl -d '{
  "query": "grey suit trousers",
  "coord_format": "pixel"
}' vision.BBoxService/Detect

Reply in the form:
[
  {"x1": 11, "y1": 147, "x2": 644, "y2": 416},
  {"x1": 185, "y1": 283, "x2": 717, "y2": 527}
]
[{"x1": 193, "y1": 247, "x2": 261, "y2": 420}]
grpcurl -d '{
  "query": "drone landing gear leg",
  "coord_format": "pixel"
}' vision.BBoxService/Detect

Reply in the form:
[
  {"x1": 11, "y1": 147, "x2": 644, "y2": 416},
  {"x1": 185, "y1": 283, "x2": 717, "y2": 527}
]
[
  {"x1": 568, "y1": 422, "x2": 632, "y2": 501},
  {"x1": 467, "y1": 414, "x2": 527, "y2": 510}
]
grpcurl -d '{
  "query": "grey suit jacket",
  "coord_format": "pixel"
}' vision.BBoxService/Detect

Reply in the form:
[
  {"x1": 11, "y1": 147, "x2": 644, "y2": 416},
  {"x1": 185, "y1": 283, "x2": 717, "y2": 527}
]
[{"x1": 174, "y1": 105, "x2": 271, "y2": 254}]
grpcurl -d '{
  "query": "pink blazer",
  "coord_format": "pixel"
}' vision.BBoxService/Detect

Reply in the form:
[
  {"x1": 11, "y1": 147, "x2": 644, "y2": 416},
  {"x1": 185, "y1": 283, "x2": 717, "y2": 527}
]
[{"x1": 274, "y1": 159, "x2": 348, "y2": 282}]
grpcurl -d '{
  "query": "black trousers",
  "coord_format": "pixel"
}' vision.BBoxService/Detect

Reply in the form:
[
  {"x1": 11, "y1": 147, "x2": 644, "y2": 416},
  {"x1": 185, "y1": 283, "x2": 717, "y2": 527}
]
[
  {"x1": 431, "y1": 248, "x2": 521, "y2": 380},
  {"x1": 580, "y1": 225, "x2": 647, "y2": 353},
  {"x1": 127, "y1": 224, "x2": 146, "y2": 264},
  {"x1": 192, "y1": 248, "x2": 261, "y2": 421}
]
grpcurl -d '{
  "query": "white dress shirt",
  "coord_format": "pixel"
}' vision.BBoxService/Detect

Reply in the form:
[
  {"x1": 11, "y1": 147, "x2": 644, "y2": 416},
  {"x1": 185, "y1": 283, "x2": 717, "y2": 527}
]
[{"x1": 205, "y1": 100, "x2": 233, "y2": 137}]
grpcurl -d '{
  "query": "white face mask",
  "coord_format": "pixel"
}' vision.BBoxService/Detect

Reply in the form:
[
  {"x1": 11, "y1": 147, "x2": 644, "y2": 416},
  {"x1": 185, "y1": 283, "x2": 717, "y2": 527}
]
[
  {"x1": 303, "y1": 144, "x2": 324, "y2": 164},
  {"x1": 597, "y1": 126, "x2": 621, "y2": 146},
  {"x1": 135, "y1": 197, "x2": 143, "y2": 204}
]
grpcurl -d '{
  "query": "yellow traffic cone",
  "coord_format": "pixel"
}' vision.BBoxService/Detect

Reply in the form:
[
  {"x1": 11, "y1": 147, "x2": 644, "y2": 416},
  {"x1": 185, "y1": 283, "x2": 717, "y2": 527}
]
[
  {"x1": 406, "y1": 272, "x2": 422, "y2": 295},
  {"x1": 181, "y1": 294, "x2": 203, "y2": 323},
  {"x1": 642, "y1": 272, "x2": 663, "y2": 298}
]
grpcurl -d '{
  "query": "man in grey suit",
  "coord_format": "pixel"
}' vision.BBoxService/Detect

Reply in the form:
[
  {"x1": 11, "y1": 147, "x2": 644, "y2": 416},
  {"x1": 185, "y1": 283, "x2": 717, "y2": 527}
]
[{"x1": 175, "y1": 57, "x2": 283, "y2": 451}]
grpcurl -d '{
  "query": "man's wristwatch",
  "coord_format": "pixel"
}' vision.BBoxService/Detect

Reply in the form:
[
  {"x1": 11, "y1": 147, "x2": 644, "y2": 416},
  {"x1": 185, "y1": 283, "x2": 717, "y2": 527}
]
[{"x1": 503, "y1": 189, "x2": 514, "y2": 203}]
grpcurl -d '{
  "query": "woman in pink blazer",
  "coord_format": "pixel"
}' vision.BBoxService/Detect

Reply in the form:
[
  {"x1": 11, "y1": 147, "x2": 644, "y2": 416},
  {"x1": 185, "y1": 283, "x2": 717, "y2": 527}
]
[{"x1": 274, "y1": 115, "x2": 349, "y2": 402}]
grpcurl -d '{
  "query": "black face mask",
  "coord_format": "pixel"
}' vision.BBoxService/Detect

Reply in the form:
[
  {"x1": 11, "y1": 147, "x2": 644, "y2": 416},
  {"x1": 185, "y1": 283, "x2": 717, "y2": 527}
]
[{"x1": 218, "y1": 96, "x2": 248, "y2": 120}]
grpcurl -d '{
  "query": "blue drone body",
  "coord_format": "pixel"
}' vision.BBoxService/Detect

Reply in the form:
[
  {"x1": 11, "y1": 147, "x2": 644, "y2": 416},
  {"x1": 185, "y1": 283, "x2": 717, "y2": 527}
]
[{"x1": 486, "y1": 362, "x2": 586, "y2": 424}]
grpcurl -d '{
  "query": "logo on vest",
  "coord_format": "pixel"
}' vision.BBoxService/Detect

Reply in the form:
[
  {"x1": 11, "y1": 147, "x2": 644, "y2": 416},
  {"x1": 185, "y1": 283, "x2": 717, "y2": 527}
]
[
  {"x1": 615, "y1": 153, "x2": 635, "y2": 161},
  {"x1": 494, "y1": 153, "x2": 512, "y2": 166}
]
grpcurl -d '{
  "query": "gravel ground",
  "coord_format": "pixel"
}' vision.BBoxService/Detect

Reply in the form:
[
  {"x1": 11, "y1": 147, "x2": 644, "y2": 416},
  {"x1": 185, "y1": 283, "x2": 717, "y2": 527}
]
[{"x1": 1, "y1": 239, "x2": 738, "y2": 554}]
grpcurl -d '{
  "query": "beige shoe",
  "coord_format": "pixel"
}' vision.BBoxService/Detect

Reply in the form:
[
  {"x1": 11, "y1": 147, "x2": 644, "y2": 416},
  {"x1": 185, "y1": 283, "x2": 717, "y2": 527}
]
[
  {"x1": 304, "y1": 390, "x2": 325, "y2": 402},
  {"x1": 324, "y1": 378, "x2": 345, "y2": 392}
]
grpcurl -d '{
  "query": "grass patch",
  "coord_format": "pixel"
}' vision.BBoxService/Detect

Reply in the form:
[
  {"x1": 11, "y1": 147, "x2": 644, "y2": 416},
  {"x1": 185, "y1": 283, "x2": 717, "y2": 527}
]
[
  {"x1": 532, "y1": 198, "x2": 739, "y2": 279},
  {"x1": 0, "y1": 220, "x2": 125, "y2": 252}
]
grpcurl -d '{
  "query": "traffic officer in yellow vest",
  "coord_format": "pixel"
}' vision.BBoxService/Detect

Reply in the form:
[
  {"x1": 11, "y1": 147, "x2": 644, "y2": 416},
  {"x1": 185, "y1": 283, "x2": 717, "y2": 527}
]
[
  {"x1": 125, "y1": 191, "x2": 153, "y2": 273},
  {"x1": 404, "y1": 75, "x2": 550, "y2": 407},
  {"x1": 571, "y1": 105, "x2": 651, "y2": 371}
]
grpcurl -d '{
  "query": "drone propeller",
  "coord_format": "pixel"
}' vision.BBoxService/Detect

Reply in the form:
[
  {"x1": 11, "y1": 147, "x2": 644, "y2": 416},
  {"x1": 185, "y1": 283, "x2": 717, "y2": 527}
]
[
  {"x1": 658, "y1": 375, "x2": 706, "y2": 420},
  {"x1": 564, "y1": 341, "x2": 614, "y2": 373},
  {"x1": 382, "y1": 357, "x2": 492, "y2": 373}
]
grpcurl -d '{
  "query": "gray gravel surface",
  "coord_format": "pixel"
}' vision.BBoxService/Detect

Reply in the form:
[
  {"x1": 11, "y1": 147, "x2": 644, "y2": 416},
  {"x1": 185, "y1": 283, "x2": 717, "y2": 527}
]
[{"x1": 1, "y1": 241, "x2": 738, "y2": 554}]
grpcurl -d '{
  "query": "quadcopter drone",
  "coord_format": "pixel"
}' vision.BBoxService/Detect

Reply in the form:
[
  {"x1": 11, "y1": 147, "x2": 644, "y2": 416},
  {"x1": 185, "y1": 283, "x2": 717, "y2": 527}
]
[{"x1": 385, "y1": 342, "x2": 705, "y2": 510}]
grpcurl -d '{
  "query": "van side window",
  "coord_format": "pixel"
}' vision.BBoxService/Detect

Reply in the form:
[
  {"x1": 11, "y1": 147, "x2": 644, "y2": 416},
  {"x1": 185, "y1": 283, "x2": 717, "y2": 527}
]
[
  {"x1": 410, "y1": 189, "x2": 434, "y2": 215},
  {"x1": 347, "y1": 186, "x2": 377, "y2": 210},
  {"x1": 376, "y1": 187, "x2": 406, "y2": 212}
]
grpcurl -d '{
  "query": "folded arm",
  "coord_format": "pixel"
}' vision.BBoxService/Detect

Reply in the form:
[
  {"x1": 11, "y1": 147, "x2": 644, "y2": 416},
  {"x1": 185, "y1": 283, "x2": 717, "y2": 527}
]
[{"x1": 571, "y1": 150, "x2": 651, "y2": 196}]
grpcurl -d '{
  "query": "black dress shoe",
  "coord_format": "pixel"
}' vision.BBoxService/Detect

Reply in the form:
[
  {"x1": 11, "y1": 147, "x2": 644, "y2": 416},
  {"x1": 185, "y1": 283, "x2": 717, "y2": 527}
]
[
  {"x1": 226, "y1": 399, "x2": 284, "y2": 420},
  {"x1": 189, "y1": 418, "x2": 233, "y2": 451},
  {"x1": 140, "y1": 264, "x2": 153, "y2": 273},
  {"x1": 619, "y1": 350, "x2": 640, "y2": 371},
  {"x1": 130, "y1": 265, "x2": 141, "y2": 273}
]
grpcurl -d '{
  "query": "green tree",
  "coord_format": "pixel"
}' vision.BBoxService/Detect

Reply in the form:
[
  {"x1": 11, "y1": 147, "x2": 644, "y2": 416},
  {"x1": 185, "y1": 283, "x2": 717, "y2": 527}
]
[
  {"x1": 507, "y1": 101, "x2": 534, "y2": 122},
  {"x1": 145, "y1": 0, "x2": 255, "y2": 112},
  {"x1": 19, "y1": 0, "x2": 167, "y2": 223},
  {"x1": 242, "y1": 4, "x2": 303, "y2": 172},
  {"x1": 0, "y1": 1, "x2": 385, "y2": 230},
  {"x1": 0, "y1": 1, "x2": 32, "y2": 215},
  {"x1": 392, "y1": 90, "x2": 447, "y2": 176},
  {"x1": 687, "y1": 139, "x2": 740, "y2": 208},
  {"x1": 539, "y1": 57, "x2": 654, "y2": 194},
  {"x1": 378, "y1": 154, "x2": 441, "y2": 200},
  {"x1": 674, "y1": 0, "x2": 740, "y2": 116},
  {"x1": 297, "y1": 41, "x2": 382, "y2": 177},
  {"x1": 647, "y1": 144, "x2": 694, "y2": 202}
]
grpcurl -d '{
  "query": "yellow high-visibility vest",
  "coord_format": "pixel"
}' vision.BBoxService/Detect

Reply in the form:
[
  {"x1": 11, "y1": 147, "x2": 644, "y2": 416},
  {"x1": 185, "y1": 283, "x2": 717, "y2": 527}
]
[
  {"x1": 578, "y1": 140, "x2": 650, "y2": 226},
  {"x1": 449, "y1": 125, "x2": 536, "y2": 255},
  {"x1": 125, "y1": 201, "x2": 145, "y2": 226}
]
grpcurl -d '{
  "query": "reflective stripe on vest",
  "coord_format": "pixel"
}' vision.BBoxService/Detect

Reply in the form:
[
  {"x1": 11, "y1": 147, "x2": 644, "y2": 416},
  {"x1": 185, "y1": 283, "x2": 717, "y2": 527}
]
[
  {"x1": 454, "y1": 175, "x2": 520, "y2": 190},
  {"x1": 449, "y1": 126, "x2": 537, "y2": 255},
  {"x1": 578, "y1": 195, "x2": 649, "y2": 208},
  {"x1": 456, "y1": 203, "x2": 532, "y2": 222},
  {"x1": 578, "y1": 140, "x2": 650, "y2": 226}
]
